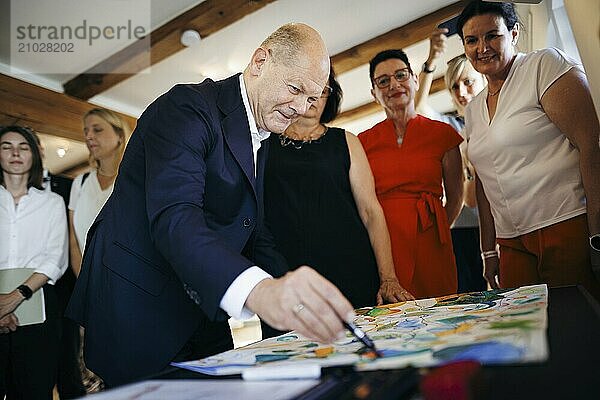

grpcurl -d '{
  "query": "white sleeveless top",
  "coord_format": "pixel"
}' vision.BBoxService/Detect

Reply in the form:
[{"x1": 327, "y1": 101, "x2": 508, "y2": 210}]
[{"x1": 68, "y1": 170, "x2": 113, "y2": 251}]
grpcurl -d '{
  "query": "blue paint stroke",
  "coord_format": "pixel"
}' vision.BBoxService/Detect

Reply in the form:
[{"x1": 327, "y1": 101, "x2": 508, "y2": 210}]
[
  {"x1": 395, "y1": 318, "x2": 425, "y2": 330},
  {"x1": 433, "y1": 341, "x2": 523, "y2": 364},
  {"x1": 276, "y1": 335, "x2": 299, "y2": 342},
  {"x1": 171, "y1": 362, "x2": 254, "y2": 375},
  {"x1": 413, "y1": 334, "x2": 438, "y2": 342},
  {"x1": 255, "y1": 354, "x2": 294, "y2": 363},
  {"x1": 378, "y1": 348, "x2": 429, "y2": 358}
]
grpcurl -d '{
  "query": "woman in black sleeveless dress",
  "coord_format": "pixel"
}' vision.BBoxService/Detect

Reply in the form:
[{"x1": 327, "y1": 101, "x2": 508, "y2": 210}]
[{"x1": 264, "y1": 67, "x2": 414, "y2": 313}]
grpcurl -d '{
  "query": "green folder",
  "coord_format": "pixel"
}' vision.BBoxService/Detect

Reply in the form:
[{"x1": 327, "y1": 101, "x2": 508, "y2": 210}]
[{"x1": 0, "y1": 268, "x2": 46, "y2": 326}]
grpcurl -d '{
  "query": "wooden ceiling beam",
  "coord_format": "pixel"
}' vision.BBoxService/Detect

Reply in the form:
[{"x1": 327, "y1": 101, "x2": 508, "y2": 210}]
[
  {"x1": 333, "y1": 102, "x2": 382, "y2": 127},
  {"x1": 0, "y1": 74, "x2": 137, "y2": 142},
  {"x1": 429, "y1": 75, "x2": 448, "y2": 94},
  {"x1": 331, "y1": 1, "x2": 466, "y2": 74},
  {"x1": 328, "y1": 1, "x2": 464, "y2": 127},
  {"x1": 63, "y1": 0, "x2": 277, "y2": 100}
]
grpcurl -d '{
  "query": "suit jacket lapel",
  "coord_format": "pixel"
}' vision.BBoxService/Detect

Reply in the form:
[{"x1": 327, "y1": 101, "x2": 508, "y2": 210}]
[{"x1": 218, "y1": 74, "x2": 257, "y2": 193}]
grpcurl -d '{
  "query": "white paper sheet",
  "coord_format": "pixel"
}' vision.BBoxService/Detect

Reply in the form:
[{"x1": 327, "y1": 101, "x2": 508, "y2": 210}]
[{"x1": 78, "y1": 379, "x2": 319, "y2": 400}]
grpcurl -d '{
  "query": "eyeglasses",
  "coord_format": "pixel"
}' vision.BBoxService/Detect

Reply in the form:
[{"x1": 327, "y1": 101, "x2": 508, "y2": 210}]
[
  {"x1": 372, "y1": 68, "x2": 412, "y2": 89},
  {"x1": 320, "y1": 85, "x2": 332, "y2": 98}
]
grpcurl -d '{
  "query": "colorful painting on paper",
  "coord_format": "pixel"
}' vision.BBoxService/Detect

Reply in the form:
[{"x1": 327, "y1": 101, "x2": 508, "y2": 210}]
[{"x1": 172, "y1": 285, "x2": 549, "y2": 375}]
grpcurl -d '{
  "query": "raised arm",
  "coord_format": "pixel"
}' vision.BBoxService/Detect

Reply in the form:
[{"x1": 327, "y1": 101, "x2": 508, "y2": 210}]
[{"x1": 415, "y1": 28, "x2": 448, "y2": 117}]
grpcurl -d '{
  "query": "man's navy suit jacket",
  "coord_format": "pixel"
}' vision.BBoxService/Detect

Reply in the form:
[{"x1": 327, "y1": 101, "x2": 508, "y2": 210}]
[{"x1": 67, "y1": 74, "x2": 288, "y2": 386}]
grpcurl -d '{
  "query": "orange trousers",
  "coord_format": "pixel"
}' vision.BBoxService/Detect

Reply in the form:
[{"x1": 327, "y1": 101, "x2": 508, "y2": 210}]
[{"x1": 497, "y1": 214, "x2": 600, "y2": 300}]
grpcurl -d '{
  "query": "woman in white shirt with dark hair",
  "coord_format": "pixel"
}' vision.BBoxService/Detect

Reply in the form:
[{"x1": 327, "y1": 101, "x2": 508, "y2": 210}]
[
  {"x1": 0, "y1": 125, "x2": 68, "y2": 399},
  {"x1": 69, "y1": 108, "x2": 130, "y2": 276},
  {"x1": 458, "y1": 1, "x2": 600, "y2": 296}
]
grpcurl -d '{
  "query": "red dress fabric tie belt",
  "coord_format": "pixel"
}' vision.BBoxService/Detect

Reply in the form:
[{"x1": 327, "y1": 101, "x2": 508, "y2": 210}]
[{"x1": 380, "y1": 191, "x2": 450, "y2": 245}]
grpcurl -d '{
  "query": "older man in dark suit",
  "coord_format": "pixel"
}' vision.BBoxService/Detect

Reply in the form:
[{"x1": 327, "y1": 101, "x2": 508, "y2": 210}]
[{"x1": 65, "y1": 23, "x2": 354, "y2": 387}]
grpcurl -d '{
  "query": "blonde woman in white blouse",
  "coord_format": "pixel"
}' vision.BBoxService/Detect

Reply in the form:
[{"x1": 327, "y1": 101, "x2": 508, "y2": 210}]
[
  {"x1": 0, "y1": 126, "x2": 68, "y2": 399},
  {"x1": 68, "y1": 108, "x2": 130, "y2": 276}
]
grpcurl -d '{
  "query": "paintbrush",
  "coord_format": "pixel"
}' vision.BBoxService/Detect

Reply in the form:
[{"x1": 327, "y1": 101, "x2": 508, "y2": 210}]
[{"x1": 343, "y1": 320, "x2": 380, "y2": 357}]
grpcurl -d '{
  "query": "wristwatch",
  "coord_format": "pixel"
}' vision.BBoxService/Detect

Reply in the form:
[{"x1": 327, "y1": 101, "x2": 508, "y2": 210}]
[
  {"x1": 591, "y1": 234, "x2": 600, "y2": 252},
  {"x1": 422, "y1": 62, "x2": 436, "y2": 74},
  {"x1": 17, "y1": 284, "x2": 33, "y2": 300}
]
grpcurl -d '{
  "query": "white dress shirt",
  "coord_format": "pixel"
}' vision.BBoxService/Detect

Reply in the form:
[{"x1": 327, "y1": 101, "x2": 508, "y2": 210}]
[
  {"x1": 0, "y1": 185, "x2": 68, "y2": 284},
  {"x1": 218, "y1": 75, "x2": 274, "y2": 320}
]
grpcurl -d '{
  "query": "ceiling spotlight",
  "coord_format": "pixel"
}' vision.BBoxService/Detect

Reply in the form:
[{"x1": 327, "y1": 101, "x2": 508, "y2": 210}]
[
  {"x1": 181, "y1": 29, "x2": 201, "y2": 47},
  {"x1": 56, "y1": 147, "x2": 67, "y2": 158}
]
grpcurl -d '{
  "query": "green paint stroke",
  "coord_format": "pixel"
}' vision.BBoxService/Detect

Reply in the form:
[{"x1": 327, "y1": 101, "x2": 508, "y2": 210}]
[
  {"x1": 366, "y1": 308, "x2": 391, "y2": 317},
  {"x1": 438, "y1": 315, "x2": 480, "y2": 324},
  {"x1": 514, "y1": 297, "x2": 542, "y2": 305},
  {"x1": 502, "y1": 310, "x2": 535, "y2": 317},
  {"x1": 489, "y1": 320, "x2": 535, "y2": 330},
  {"x1": 435, "y1": 290, "x2": 508, "y2": 307},
  {"x1": 376, "y1": 322, "x2": 397, "y2": 331}
]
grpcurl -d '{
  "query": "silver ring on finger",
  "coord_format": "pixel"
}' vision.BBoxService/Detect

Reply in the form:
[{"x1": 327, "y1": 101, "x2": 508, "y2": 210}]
[{"x1": 292, "y1": 303, "x2": 305, "y2": 314}]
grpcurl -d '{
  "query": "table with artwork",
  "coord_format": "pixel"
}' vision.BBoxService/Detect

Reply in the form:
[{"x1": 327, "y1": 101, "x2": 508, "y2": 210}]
[
  {"x1": 175, "y1": 285, "x2": 550, "y2": 376},
  {"x1": 84, "y1": 285, "x2": 600, "y2": 399}
]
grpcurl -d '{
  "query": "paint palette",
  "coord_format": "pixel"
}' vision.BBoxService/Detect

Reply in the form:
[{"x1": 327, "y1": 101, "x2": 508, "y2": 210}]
[{"x1": 172, "y1": 285, "x2": 549, "y2": 375}]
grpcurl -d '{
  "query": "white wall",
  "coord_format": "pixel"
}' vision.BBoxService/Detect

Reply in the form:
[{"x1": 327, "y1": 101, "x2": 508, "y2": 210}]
[{"x1": 564, "y1": 0, "x2": 600, "y2": 118}]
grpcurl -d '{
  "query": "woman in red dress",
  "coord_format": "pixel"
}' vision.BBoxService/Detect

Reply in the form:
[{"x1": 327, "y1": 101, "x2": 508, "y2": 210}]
[{"x1": 359, "y1": 49, "x2": 464, "y2": 299}]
